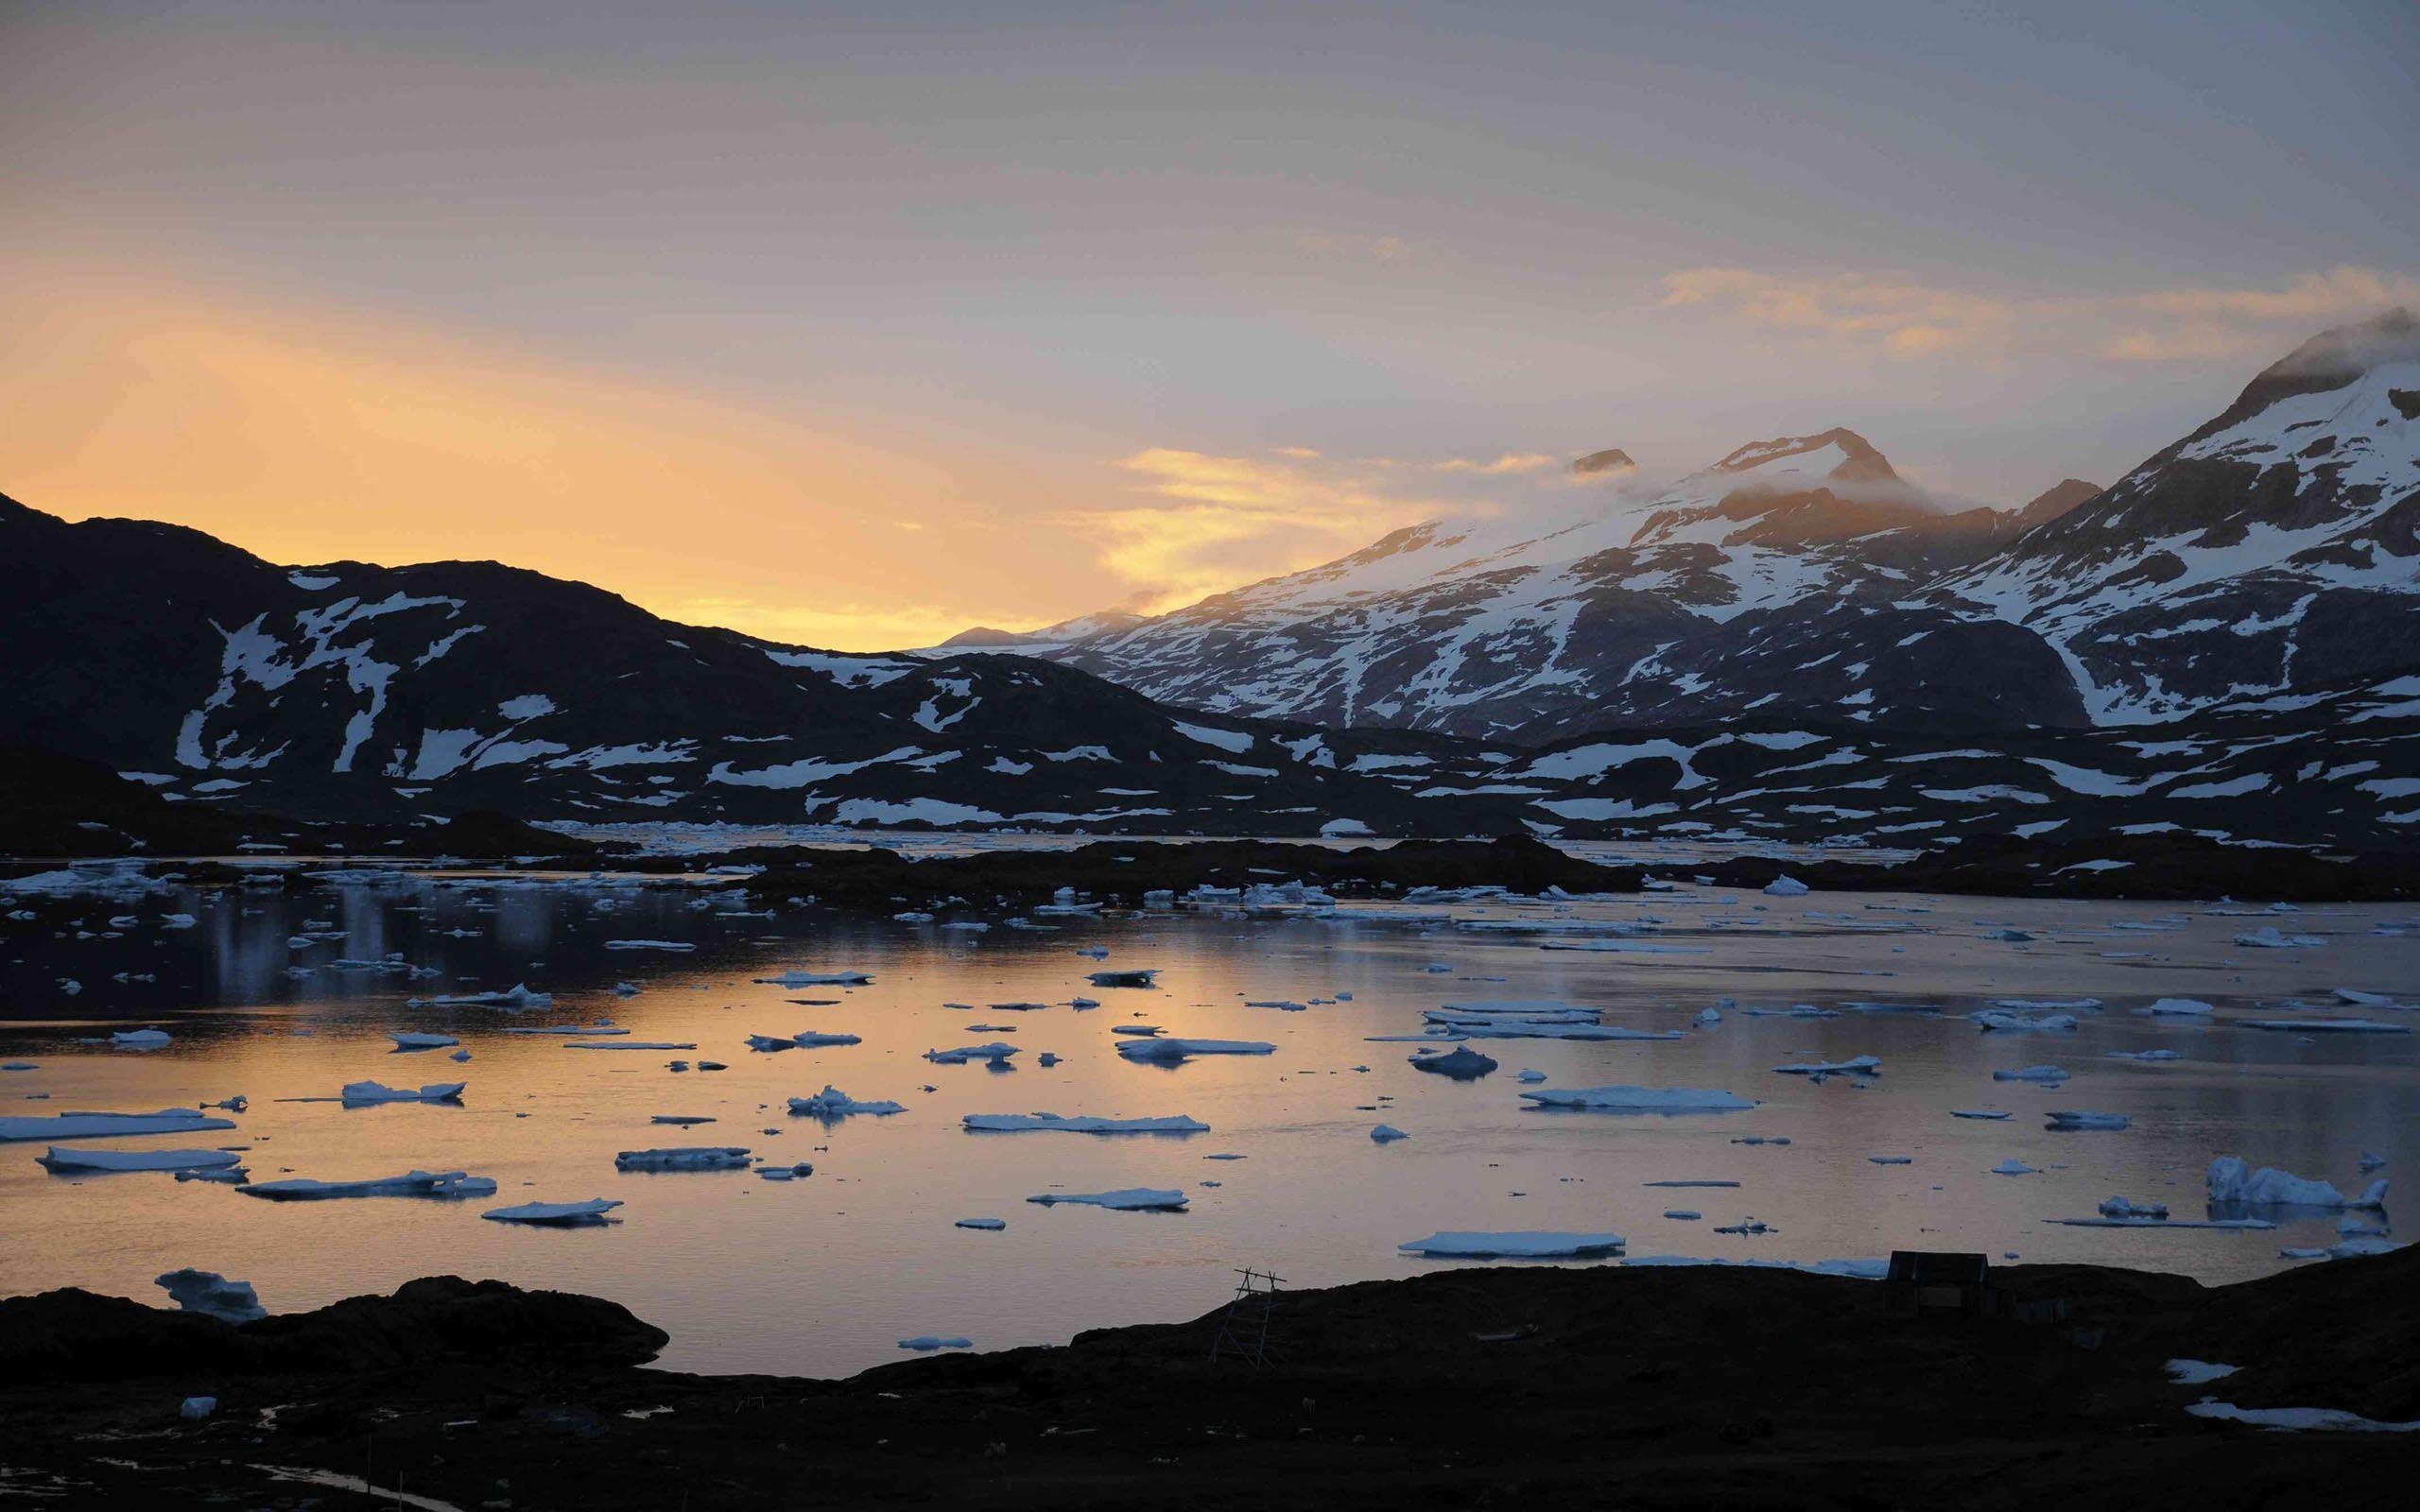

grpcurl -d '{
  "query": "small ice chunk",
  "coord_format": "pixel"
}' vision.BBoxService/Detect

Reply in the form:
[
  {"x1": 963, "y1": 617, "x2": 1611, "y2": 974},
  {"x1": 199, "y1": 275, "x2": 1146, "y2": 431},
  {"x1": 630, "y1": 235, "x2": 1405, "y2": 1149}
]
[
  {"x1": 1026, "y1": 1187, "x2": 1188, "y2": 1211},
  {"x1": 2184, "y1": 1400, "x2": 2420, "y2": 1433},
  {"x1": 955, "y1": 1217, "x2": 1006, "y2": 1230},
  {"x1": 2140, "y1": 998, "x2": 2215, "y2": 1016},
  {"x1": 1409, "y1": 1046, "x2": 1499, "y2": 1079},
  {"x1": 1990, "y1": 1159, "x2": 2040, "y2": 1176},
  {"x1": 962, "y1": 1112, "x2": 1206, "y2": 1134},
  {"x1": 156, "y1": 1268, "x2": 265, "y2": 1324},
  {"x1": 339, "y1": 1081, "x2": 464, "y2": 1106},
  {"x1": 110, "y1": 1029, "x2": 172, "y2": 1050},
  {"x1": 1521, "y1": 1086, "x2": 1754, "y2": 1113},
  {"x1": 1763, "y1": 877, "x2": 1809, "y2": 897},
  {"x1": 1516, "y1": 1069, "x2": 1546, "y2": 1083},
  {"x1": 39, "y1": 1147, "x2": 241, "y2": 1174},
  {"x1": 754, "y1": 970, "x2": 873, "y2": 987},
  {"x1": 1370, "y1": 1124, "x2": 1409, "y2": 1143},
  {"x1": 240, "y1": 1170, "x2": 495, "y2": 1201},
  {"x1": 483, "y1": 1197, "x2": 621, "y2": 1225},
  {"x1": 787, "y1": 1086, "x2": 905, "y2": 1118},
  {"x1": 615, "y1": 1146, "x2": 752, "y2": 1171},
  {"x1": 389, "y1": 1032, "x2": 458, "y2": 1050},
  {"x1": 1994, "y1": 1065, "x2": 2068, "y2": 1083},
  {"x1": 181, "y1": 1396, "x2": 217, "y2": 1418},
  {"x1": 2166, "y1": 1359, "x2": 2238, "y2": 1384},
  {"x1": 1771, "y1": 1055, "x2": 1880, "y2": 1077},
  {"x1": 1972, "y1": 1011, "x2": 2078, "y2": 1033},
  {"x1": 897, "y1": 1335, "x2": 972, "y2": 1350},
  {"x1": 1086, "y1": 969, "x2": 1160, "y2": 988},
  {"x1": 1115, "y1": 1038, "x2": 1275, "y2": 1062},
  {"x1": 2100, "y1": 1195, "x2": 2169, "y2": 1218},
  {"x1": 925, "y1": 1042, "x2": 1019, "y2": 1065},
  {"x1": 2048, "y1": 1110, "x2": 2131, "y2": 1130}
]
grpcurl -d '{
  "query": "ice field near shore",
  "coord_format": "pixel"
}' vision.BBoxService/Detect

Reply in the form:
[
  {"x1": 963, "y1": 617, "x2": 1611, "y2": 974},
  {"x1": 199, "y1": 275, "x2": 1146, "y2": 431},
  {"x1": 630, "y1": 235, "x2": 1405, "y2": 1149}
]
[{"x1": 2, "y1": 861, "x2": 2414, "y2": 1377}]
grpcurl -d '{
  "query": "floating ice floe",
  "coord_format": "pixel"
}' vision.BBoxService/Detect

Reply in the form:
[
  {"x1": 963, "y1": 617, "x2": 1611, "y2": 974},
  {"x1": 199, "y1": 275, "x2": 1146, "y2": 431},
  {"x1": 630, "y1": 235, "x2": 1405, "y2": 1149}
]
[
  {"x1": 955, "y1": 1217, "x2": 1007, "y2": 1230},
  {"x1": 109, "y1": 1028, "x2": 172, "y2": 1051},
  {"x1": 2239, "y1": 1019, "x2": 2410, "y2": 1034},
  {"x1": 925, "y1": 1042, "x2": 1018, "y2": 1065},
  {"x1": 2109, "y1": 1049, "x2": 2184, "y2": 1062},
  {"x1": 1993, "y1": 1065, "x2": 2068, "y2": 1083},
  {"x1": 615, "y1": 1146, "x2": 751, "y2": 1171},
  {"x1": 483, "y1": 1197, "x2": 621, "y2": 1226},
  {"x1": 241, "y1": 1170, "x2": 496, "y2": 1201},
  {"x1": 156, "y1": 1268, "x2": 265, "y2": 1324},
  {"x1": 897, "y1": 1335, "x2": 972, "y2": 1350},
  {"x1": 1409, "y1": 1046, "x2": 1499, "y2": 1079},
  {"x1": 2100, "y1": 1195, "x2": 2169, "y2": 1218},
  {"x1": 2185, "y1": 1400, "x2": 2420, "y2": 1433},
  {"x1": 787, "y1": 1086, "x2": 905, "y2": 1118},
  {"x1": 1399, "y1": 1230, "x2": 1625, "y2": 1259},
  {"x1": 38, "y1": 1147, "x2": 242, "y2": 1174},
  {"x1": 1440, "y1": 1020, "x2": 1682, "y2": 1042},
  {"x1": 606, "y1": 939, "x2": 696, "y2": 952},
  {"x1": 1371, "y1": 1124, "x2": 1409, "y2": 1143},
  {"x1": 1763, "y1": 877, "x2": 1810, "y2": 897},
  {"x1": 1771, "y1": 1055, "x2": 1879, "y2": 1078},
  {"x1": 1971, "y1": 1011, "x2": 2079, "y2": 1033},
  {"x1": 1086, "y1": 969, "x2": 1159, "y2": 988},
  {"x1": 412, "y1": 984, "x2": 552, "y2": 1009},
  {"x1": 2051, "y1": 1216, "x2": 2273, "y2": 1229},
  {"x1": 494, "y1": 1023, "x2": 626, "y2": 1036},
  {"x1": 1109, "y1": 1024, "x2": 1162, "y2": 1036},
  {"x1": 2140, "y1": 998, "x2": 2215, "y2": 1017},
  {"x1": 1989, "y1": 1160, "x2": 2040, "y2": 1176},
  {"x1": 1026, "y1": 1187, "x2": 1187, "y2": 1211},
  {"x1": 1622, "y1": 1256, "x2": 1887, "y2": 1280},
  {"x1": 0, "y1": 1108, "x2": 237, "y2": 1143},
  {"x1": 389, "y1": 1032, "x2": 458, "y2": 1050},
  {"x1": 1516, "y1": 1069, "x2": 1546, "y2": 1083},
  {"x1": 566, "y1": 1041, "x2": 696, "y2": 1051},
  {"x1": 2206, "y1": 1156, "x2": 2388, "y2": 1209},
  {"x1": 1993, "y1": 998, "x2": 2101, "y2": 1011},
  {"x1": 963, "y1": 1112, "x2": 1207, "y2": 1134},
  {"x1": 2233, "y1": 928, "x2": 2324, "y2": 950},
  {"x1": 758, "y1": 1163, "x2": 814, "y2": 1180},
  {"x1": 2048, "y1": 1110, "x2": 2131, "y2": 1130},
  {"x1": 1868, "y1": 1156, "x2": 1912, "y2": 1165},
  {"x1": 340, "y1": 1080, "x2": 463, "y2": 1106},
  {"x1": 755, "y1": 971, "x2": 873, "y2": 987},
  {"x1": 1115, "y1": 1038, "x2": 1275, "y2": 1063},
  {"x1": 1521, "y1": 1086, "x2": 1754, "y2": 1113},
  {"x1": 2335, "y1": 988, "x2": 2411, "y2": 1008}
]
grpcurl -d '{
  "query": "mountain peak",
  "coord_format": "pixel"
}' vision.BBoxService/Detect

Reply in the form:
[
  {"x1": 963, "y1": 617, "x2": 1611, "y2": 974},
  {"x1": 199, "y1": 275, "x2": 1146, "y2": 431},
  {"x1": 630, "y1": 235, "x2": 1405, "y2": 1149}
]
[
  {"x1": 1708, "y1": 428, "x2": 1899, "y2": 489},
  {"x1": 1569, "y1": 447, "x2": 1636, "y2": 476},
  {"x1": 2190, "y1": 306, "x2": 2420, "y2": 444}
]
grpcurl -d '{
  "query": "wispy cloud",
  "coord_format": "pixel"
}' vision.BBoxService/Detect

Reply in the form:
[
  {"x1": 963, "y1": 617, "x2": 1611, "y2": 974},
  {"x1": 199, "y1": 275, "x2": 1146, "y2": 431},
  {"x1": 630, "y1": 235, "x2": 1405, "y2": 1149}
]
[
  {"x1": 1066, "y1": 444, "x2": 1590, "y2": 612},
  {"x1": 1660, "y1": 265, "x2": 2420, "y2": 364}
]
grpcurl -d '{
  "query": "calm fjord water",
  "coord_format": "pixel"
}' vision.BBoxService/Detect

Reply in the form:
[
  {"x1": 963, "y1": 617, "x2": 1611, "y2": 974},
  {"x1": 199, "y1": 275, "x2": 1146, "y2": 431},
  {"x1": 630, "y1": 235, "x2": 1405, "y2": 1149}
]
[{"x1": 3, "y1": 868, "x2": 2414, "y2": 1377}]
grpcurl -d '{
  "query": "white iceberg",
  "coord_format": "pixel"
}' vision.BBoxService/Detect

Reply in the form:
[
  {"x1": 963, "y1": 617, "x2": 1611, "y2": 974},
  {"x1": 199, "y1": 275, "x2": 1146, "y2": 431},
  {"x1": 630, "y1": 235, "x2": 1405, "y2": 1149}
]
[
  {"x1": 2100, "y1": 1195, "x2": 2169, "y2": 1218},
  {"x1": 1399, "y1": 1230, "x2": 1625, "y2": 1259},
  {"x1": 2206, "y1": 1156, "x2": 2388, "y2": 1209},
  {"x1": 2232, "y1": 928, "x2": 2323, "y2": 949},
  {"x1": 1521, "y1": 1086, "x2": 1754, "y2": 1113},
  {"x1": 1763, "y1": 877, "x2": 1810, "y2": 897},
  {"x1": 389, "y1": 1032, "x2": 458, "y2": 1050}
]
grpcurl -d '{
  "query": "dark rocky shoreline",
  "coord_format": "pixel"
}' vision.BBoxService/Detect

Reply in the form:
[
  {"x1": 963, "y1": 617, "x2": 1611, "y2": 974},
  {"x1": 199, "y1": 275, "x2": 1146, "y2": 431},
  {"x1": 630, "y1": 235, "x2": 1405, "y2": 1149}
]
[{"x1": 7, "y1": 1247, "x2": 2417, "y2": 1509}]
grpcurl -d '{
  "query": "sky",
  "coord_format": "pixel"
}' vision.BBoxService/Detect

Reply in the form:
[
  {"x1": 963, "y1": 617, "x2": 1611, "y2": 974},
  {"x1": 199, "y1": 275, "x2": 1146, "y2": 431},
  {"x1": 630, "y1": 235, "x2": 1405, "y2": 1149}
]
[{"x1": 5, "y1": 0, "x2": 2416, "y2": 648}]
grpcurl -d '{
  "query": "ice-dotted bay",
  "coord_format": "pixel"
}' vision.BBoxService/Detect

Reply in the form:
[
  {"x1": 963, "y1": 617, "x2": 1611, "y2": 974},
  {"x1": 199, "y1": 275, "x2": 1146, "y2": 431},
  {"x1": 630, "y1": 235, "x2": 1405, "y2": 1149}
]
[{"x1": 1, "y1": 858, "x2": 2415, "y2": 1382}]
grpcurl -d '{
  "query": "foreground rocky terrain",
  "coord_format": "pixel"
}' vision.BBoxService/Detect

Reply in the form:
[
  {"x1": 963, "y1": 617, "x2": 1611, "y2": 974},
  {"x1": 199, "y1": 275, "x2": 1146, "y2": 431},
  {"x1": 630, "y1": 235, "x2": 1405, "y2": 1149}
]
[{"x1": 7, "y1": 1246, "x2": 2416, "y2": 1509}]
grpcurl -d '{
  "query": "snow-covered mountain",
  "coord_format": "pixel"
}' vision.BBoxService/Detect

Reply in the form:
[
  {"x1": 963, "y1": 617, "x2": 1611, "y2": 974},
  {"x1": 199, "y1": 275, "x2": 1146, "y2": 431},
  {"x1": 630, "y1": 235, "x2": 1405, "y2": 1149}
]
[
  {"x1": 1032, "y1": 429, "x2": 2092, "y2": 740},
  {"x1": 1937, "y1": 308, "x2": 2420, "y2": 722},
  {"x1": 995, "y1": 313, "x2": 2419, "y2": 743},
  {"x1": 0, "y1": 493, "x2": 1511, "y2": 836}
]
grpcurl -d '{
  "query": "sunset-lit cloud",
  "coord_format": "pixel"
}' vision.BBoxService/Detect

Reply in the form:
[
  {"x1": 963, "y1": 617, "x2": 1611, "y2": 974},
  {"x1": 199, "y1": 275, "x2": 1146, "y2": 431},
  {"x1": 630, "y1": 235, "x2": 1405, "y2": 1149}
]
[{"x1": 1660, "y1": 265, "x2": 2420, "y2": 365}]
